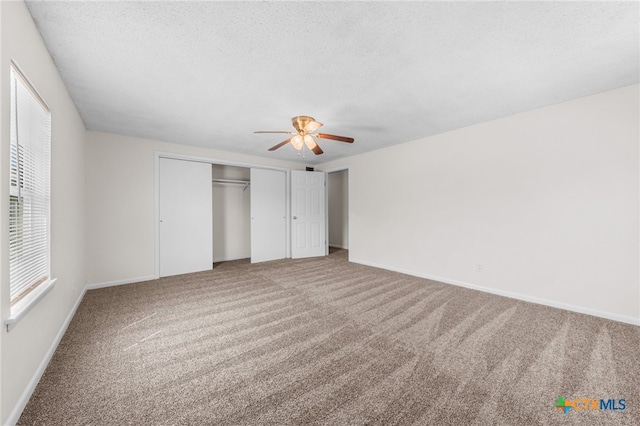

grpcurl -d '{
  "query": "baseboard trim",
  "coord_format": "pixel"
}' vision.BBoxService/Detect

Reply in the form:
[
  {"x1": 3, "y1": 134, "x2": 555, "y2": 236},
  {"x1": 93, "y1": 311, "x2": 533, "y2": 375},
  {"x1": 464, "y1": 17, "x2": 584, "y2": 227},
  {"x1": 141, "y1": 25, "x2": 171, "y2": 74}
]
[
  {"x1": 85, "y1": 275, "x2": 156, "y2": 290},
  {"x1": 350, "y1": 258, "x2": 640, "y2": 327},
  {"x1": 6, "y1": 286, "x2": 86, "y2": 426},
  {"x1": 329, "y1": 244, "x2": 348, "y2": 250}
]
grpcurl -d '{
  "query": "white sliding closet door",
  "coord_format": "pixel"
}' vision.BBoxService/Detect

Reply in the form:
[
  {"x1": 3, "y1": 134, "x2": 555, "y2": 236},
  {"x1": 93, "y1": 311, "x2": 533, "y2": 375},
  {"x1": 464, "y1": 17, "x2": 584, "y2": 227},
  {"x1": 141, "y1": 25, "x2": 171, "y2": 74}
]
[
  {"x1": 250, "y1": 168, "x2": 286, "y2": 263},
  {"x1": 159, "y1": 158, "x2": 213, "y2": 277},
  {"x1": 291, "y1": 170, "x2": 326, "y2": 259}
]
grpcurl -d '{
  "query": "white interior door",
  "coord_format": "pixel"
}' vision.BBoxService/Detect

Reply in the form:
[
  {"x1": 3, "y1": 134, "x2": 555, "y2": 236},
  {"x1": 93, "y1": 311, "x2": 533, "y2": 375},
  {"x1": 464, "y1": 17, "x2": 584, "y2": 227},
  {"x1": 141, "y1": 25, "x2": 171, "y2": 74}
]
[
  {"x1": 250, "y1": 168, "x2": 286, "y2": 263},
  {"x1": 291, "y1": 170, "x2": 326, "y2": 259},
  {"x1": 159, "y1": 158, "x2": 213, "y2": 277}
]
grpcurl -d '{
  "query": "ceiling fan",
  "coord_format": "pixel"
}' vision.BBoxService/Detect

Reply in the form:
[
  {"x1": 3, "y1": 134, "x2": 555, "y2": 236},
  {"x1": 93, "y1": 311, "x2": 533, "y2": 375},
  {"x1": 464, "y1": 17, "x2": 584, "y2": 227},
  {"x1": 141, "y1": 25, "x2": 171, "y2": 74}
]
[{"x1": 255, "y1": 116, "x2": 354, "y2": 156}]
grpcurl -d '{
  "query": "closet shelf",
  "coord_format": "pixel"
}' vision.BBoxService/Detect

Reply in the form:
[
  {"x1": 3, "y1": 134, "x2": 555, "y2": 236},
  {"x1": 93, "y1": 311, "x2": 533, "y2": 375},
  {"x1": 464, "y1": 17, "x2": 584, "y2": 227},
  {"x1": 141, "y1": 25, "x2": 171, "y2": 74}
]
[{"x1": 212, "y1": 178, "x2": 250, "y2": 191}]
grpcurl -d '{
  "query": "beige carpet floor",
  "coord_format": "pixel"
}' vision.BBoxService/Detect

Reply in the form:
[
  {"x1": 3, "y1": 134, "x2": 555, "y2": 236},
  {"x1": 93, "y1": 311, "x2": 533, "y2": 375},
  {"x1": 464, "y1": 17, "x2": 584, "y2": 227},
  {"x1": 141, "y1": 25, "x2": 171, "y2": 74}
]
[{"x1": 18, "y1": 249, "x2": 639, "y2": 425}]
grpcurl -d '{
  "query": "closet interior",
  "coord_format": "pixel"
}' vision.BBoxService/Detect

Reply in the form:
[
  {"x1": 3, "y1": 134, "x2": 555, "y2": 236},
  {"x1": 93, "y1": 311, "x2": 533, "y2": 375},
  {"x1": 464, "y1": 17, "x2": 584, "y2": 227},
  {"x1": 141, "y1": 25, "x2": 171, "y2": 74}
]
[{"x1": 212, "y1": 164, "x2": 251, "y2": 263}]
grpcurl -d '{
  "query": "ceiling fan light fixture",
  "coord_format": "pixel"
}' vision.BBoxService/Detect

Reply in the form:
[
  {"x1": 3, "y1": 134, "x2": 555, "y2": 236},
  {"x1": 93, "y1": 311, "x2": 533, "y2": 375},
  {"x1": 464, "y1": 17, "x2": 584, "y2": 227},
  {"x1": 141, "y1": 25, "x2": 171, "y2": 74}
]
[
  {"x1": 291, "y1": 134, "x2": 304, "y2": 150},
  {"x1": 303, "y1": 134, "x2": 316, "y2": 149},
  {"x1": 304, "y1": 120, "x2": 323, "y2": 133}
]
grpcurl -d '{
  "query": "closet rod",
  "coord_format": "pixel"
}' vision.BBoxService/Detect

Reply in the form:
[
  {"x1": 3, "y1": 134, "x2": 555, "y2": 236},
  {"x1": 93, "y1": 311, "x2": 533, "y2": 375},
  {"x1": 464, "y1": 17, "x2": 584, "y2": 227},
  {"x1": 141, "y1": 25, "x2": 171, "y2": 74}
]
[
  {"x1": 212, "y1": 179, "x2": 249, "y2": 184},
  {"x1": 212, "y1": 178, "x2": 250, "y2": 191}
]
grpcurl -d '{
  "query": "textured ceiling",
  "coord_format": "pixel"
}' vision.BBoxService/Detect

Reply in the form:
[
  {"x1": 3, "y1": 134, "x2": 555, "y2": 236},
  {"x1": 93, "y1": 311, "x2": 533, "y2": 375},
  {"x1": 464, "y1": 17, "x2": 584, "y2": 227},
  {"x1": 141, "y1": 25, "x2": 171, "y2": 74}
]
[{"x1": 25, "y1": 1, "x2": 639, "y2": 165}]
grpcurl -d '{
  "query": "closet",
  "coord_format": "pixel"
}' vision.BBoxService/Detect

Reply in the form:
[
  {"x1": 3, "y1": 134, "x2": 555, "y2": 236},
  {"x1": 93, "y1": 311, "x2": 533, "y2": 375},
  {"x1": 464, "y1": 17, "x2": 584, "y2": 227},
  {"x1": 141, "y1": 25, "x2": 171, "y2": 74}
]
[
  {"x1": 212, "y1": 165, "x2": 251, "y2": 262},
  {"x1": 158, "y1": 156, "x2": 289, "y2": 278},
  {"x1": 211, "y1": 165, "x2": 287, "y2": 264}
]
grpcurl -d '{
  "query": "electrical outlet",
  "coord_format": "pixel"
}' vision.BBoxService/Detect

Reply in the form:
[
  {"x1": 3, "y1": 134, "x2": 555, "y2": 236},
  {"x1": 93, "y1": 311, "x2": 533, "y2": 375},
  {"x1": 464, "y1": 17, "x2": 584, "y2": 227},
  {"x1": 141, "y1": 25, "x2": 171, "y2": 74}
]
[{"x1": 476, "y1": 264, "x2": 484, "y2": 272}]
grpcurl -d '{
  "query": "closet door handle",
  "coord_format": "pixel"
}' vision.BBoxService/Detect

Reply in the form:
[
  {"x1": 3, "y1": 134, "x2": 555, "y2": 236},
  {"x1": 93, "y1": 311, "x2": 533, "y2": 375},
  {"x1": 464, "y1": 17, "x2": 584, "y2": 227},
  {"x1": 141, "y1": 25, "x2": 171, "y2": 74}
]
[{"x1": 293, "y1": 216, "x2": 297, "y2": 220}]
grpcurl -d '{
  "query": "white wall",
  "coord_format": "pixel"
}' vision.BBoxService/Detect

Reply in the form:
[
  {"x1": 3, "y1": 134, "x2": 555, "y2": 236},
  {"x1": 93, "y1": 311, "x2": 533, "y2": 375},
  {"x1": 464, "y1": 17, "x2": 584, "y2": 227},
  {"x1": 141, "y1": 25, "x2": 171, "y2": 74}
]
[
  {"x1": 328, "y1": 170, "x2": 349, "y2": 249},
  {"x1": 85, "y1": 131, "x2": 303, "y2": 286},
  {"x1": 0, "y1": 1, "x2": 87, "y2": 424},
  {"x1": 213, "y1": 165, "x2": 251, "y2": 262},
  {"x1": 318, "y1": 85, "x2": 640, "y2": 325}
]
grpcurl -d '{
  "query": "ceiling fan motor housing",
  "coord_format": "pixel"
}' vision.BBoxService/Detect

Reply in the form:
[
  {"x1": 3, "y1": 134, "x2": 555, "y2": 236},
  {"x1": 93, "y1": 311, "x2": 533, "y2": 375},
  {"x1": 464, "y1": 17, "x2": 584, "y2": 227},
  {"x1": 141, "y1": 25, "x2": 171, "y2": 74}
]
[{"x1": 292, "y1": 116, "x2": 316, "y2": 133}]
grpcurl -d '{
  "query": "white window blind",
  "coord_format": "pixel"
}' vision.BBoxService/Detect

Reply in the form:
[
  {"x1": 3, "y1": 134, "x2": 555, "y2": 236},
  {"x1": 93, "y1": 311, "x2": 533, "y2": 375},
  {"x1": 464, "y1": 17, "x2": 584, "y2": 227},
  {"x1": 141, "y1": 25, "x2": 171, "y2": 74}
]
[{"x1": 9, "y1": 64, "x2": 51, "y2": 305}]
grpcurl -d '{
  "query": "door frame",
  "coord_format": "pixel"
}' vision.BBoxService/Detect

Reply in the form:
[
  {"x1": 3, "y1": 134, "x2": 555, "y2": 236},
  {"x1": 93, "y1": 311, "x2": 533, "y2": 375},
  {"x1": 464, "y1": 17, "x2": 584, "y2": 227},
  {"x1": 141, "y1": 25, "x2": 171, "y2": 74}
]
[
  {"x1": 154, "y1": 151, "x2": 291, "y2": 279},
  {"x1": 323, "y1": 166, "x2": 350, "y2": 257}
]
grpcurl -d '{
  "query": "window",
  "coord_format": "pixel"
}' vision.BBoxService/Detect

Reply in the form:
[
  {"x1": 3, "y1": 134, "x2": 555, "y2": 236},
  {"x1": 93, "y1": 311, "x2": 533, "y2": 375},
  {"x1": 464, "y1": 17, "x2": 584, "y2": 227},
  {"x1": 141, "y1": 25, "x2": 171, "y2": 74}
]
[{"x1": 8, "y1": 63, "x2": 52, "y2": 313}]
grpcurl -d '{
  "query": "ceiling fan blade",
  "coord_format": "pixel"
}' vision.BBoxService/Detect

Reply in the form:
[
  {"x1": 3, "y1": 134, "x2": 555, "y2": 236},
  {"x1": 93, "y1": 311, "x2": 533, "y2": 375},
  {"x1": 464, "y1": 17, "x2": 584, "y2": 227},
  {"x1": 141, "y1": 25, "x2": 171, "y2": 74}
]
[
  {"x1": 315, "y1": 133, "x2": 354, "y2": 143},
  {"x1": 268, "y1": 138, "x2": 291, "y2": 151},
  {"x1": 311, "y1": 143, "x2": 324, "y2": 155},
  {"x1": 255, "y1": 131, "x2": 295, "y2": 134}
]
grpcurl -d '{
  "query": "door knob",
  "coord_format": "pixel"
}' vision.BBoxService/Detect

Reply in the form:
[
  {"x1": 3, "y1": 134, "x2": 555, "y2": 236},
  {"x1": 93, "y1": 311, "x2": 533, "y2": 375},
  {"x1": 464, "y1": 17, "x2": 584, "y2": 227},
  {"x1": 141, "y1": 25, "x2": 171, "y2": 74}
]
[{"x1": 293, "y1": 216, "x2": 297, "y2": 220}]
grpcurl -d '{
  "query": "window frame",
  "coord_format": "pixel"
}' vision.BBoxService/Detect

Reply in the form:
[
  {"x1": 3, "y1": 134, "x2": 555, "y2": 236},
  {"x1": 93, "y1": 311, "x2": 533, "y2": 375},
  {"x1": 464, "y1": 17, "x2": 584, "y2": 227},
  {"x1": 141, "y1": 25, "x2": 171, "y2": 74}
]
[{"x1": 5, "y1": 62, "x2": 56, "y2": 332}]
